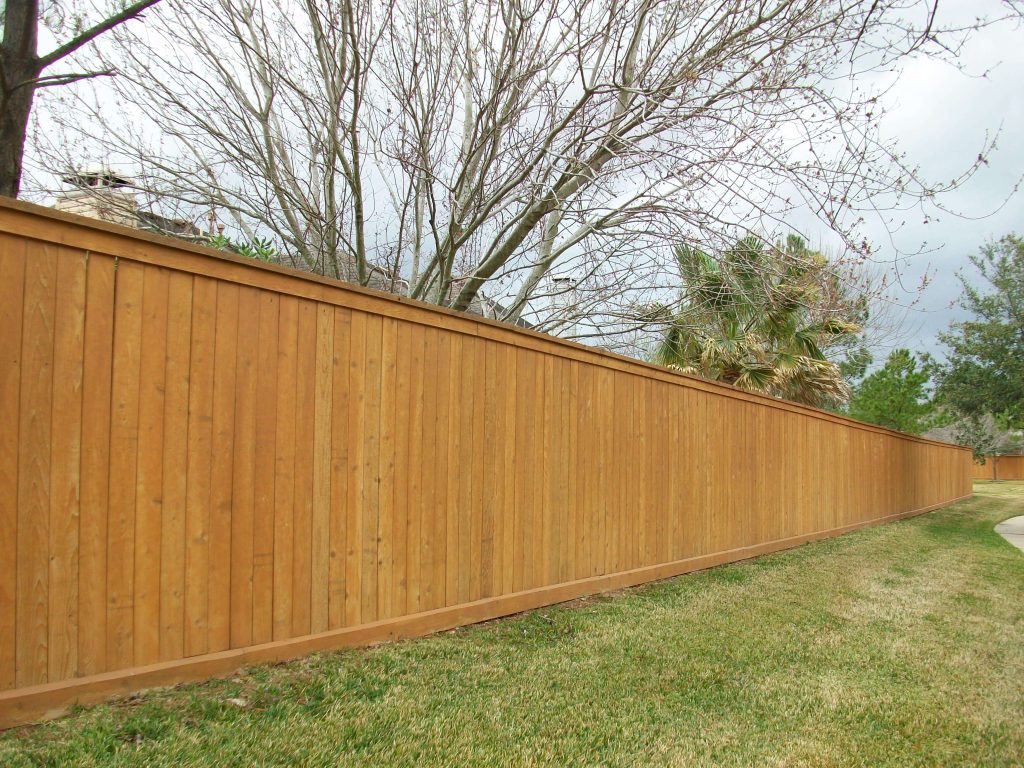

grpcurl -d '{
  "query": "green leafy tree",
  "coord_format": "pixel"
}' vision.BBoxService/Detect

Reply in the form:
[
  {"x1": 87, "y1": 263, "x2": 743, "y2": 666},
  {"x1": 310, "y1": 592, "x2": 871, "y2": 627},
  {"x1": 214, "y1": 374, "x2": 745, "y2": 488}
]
[
  {"x1": 653, "y1": 235, "x2": 861, "y2": 408},
  {"x1": 934, "y1": 235, "x2": 1024, "y2": 430},
  {"x1": 847, "y1": 349, "x2": 933, "y2": 434},
  {"x1": 952, "y1": 415, "x2": 1020, "y2": 463}
]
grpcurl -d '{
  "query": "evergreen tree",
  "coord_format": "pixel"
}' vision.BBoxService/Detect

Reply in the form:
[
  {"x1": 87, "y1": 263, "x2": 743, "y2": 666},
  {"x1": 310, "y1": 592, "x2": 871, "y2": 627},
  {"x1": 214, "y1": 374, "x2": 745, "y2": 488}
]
[
  {"x1": 934, "y1": 235, "x2": 1024, "y2": 429},
  {"x1": 847, "y1": 349, "x2": 933, "y2": 434}
]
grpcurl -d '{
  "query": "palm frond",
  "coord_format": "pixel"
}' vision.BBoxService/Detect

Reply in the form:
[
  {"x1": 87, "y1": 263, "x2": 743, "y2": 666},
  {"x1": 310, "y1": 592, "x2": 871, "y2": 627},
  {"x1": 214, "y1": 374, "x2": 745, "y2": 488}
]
[
  {"x1": 655, "y1": 235, "x2": 861, "y2": 407},
  {"x1": 734, "y1": 364, "x2": 776, "y2": 393}
]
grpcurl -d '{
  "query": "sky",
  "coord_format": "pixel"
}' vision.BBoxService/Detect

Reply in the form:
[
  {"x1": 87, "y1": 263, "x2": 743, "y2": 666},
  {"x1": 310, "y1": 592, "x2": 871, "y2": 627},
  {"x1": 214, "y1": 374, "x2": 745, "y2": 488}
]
[{"x1": 813, "y1": 0, "x2": 1024, "y2": 361}]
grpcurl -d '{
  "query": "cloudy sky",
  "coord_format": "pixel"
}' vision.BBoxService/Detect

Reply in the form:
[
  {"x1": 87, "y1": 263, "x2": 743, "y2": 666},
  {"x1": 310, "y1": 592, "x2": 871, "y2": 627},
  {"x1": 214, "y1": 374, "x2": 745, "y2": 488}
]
[
  {"x1": 28, "y1": 0, "x2": 1022, "y2": 364},
  {"x1": 825, "y1": 0, "x2": 1024, "y2": 360}
]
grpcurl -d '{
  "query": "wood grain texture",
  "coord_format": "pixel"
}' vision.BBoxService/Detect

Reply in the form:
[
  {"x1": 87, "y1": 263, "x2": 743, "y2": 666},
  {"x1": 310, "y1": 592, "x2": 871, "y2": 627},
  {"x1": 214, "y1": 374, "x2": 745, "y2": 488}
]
[
  {"x1": 251, "y1": 292, "x2": 279, "y2": 644},
  {"x1": 0, "y1": 203, "x2": 973, "y2": 726},
  {"x1": 344, "y1": 311, "x2": 367, "y2": 626},
  {"x1": 971, "y1": 455, "x2": 1024, "y2": 481},
  {"x1": 46, "y1": 250, "x2": 86, "y2": 682},
  {"x1": 0, "y1": 236, "x2": 26, "y2": 690},
  {"x1": 159, "y1": 271, "x2": 193, "y2": 661},
  {"x1": 132, "y1": 264, "x2": 169, "y2": 668},
  {"x1": 327, "y1": 308, "x2": 351, "y2": 630},
  {"x1": 16, "y1": 241, "x2": 58, "y2": 688},
  {"x1": 208, "y1": 282, "x2": 240, "y2": 653},
  {"x1": 0, "y1": 493, "x2": 972, "y2": 731},
  {"x1": 76, "y1": 254, "x2": 116, "y2": 676},
  {"x1": 229, "y1": 286, "x2": 261, "y2": 649},
  {"x1": 184, "y1": 277, "x2": 217, "y2": 659},
  {"x1": 272, "y1": 296, "x2": 298, "y2": 641},
  {"x1": 290, "y1": 300, "x2": 317, "y2": 639},
  {"x1": 310, "y1": 303, "x2": 335, "y2": 633}
]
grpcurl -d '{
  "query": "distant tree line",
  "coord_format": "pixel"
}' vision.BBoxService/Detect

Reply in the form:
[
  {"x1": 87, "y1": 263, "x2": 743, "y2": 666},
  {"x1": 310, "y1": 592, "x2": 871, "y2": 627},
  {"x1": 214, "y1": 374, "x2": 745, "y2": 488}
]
[
  {"x1": 843, "y1": 235, "x2": 1023, "y2": 459},
  {"x1": 651, "y1": 232, "x2": 1023, "y2": 461}
]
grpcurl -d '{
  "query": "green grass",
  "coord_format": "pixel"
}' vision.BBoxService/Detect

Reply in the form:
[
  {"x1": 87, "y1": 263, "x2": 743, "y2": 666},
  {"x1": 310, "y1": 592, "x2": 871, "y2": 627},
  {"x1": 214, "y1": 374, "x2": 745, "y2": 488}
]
[{"x1": 3, "y1": 482, "x2": 1023, "y2": 767}]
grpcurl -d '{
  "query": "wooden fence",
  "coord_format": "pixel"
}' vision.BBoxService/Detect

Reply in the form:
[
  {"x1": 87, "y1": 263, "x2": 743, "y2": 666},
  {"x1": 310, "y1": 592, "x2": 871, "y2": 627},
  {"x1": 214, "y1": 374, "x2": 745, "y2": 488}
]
[
  {"x1": 971, "y1": 456, "x2": 1024, "y2": 481},
  {"x1": 0, "y1": 199, "x2": 972, "y2": 727}
]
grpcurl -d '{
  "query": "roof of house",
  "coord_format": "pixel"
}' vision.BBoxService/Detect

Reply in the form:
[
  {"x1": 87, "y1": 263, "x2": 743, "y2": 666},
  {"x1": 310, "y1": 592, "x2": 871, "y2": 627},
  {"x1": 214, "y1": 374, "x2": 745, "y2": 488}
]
[{"x1": 923, "y1": 416, "x2": 1023, "y2": 453}]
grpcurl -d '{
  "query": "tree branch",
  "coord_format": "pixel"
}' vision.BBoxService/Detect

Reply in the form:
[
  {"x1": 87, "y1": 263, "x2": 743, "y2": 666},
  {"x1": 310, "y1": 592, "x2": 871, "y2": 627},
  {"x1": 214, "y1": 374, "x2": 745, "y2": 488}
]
[
  {"x1": 21, "y1": 69, "x2": 116, "y2": 89},
  {"x1": 36, "y1": 0, "x2": 162, "y2": 71}
]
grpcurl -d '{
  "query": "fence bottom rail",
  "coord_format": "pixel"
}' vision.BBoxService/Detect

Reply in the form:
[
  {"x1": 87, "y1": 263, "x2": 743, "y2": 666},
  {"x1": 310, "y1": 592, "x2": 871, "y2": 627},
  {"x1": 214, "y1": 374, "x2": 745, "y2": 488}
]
[{"x1": 0, "y1": 494, "x2": 971, "y2": 730}]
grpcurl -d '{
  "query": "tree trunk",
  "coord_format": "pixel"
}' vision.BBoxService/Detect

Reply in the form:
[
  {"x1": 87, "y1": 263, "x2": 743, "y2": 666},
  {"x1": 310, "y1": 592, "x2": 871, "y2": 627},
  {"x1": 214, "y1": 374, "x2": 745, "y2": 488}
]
[
  {"x1": 0, "y1": 71, "x2": 38, "y2": 197},
  {"x1": 1, "y1": 0, "x2": 41, "y2": 198},
  {"x1": 1, "y1": 0, "x2": 161, "y2": 196}
]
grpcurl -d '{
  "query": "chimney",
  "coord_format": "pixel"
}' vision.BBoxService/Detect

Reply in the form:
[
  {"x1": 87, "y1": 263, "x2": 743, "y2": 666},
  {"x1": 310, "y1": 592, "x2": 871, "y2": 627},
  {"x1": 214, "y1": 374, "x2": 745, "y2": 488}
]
[
  {"x1": 551, "y1": 274, "x2": 577, "y2": 298},
  {"x1": 550, "y1": 273, "x2": 579, "y2": 334},
  {"x1": 54, "y1": 167, "x2": 139, "y2": 228}
]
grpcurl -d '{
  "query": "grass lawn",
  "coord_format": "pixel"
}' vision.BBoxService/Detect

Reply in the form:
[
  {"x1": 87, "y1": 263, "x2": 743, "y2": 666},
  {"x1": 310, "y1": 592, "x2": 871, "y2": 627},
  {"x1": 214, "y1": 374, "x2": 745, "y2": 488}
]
[{"x1": 2, "y1": 482, "x2": 1023, "y2": 767}]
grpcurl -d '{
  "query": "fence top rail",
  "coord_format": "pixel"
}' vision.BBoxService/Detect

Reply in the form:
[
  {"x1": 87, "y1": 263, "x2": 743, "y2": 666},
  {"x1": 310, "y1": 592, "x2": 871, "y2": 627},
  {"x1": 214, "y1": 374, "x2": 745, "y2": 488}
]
[{"x1": 0, "y1": 196, "x2": 970, "y2": 453}]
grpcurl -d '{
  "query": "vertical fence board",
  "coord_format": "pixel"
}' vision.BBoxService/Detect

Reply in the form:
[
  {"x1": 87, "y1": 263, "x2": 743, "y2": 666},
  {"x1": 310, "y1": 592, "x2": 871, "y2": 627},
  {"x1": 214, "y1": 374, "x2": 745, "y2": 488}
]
[
  {"x1": 272, "y1": 296, "x2": 298, "y2": 640},
  {"x1": 374, "y1": 319, "x2": 397, "y2": 626},
  {"x1": 417, "y1": 326, "x2": 438, "y2": 610},
  {"x1": 567, "y1": 362, "x2": 580, "y2": 581},
  {"x1": 360, "y1": 313, "x2": 383, "y2": 623},
  {"x1": 500, "y1": 345, "x2": 518, "y2": 595},
  {"x1": 595, "y1": 368, "x2": 611, "y2": 576},
  {"x1": 229, "y1": 286, "x2": 261, "y2": 648},
  {"x1": 430, "y1": 330, "x2": 450, "y2": 609},
  {"x1": 0, "y1": 237, "x2": 26, "y2": 689},
  {"x1": 391, "y1": 321, "x2": 411, "y2": 615},
  {"x1": 489, "y1": 343, "x2": 506, "y2": 595},
  {"x1": 612, "y1": 372, "x2": 628, "y2": 574},
  {"x1": 159, "y1": 271, "x2": 193, "y2": 661},
  {"x1": 184, "y1": 276, "x2": 217, "y2": 658},
  {"x1": 327, "y1": 308, "x2": 351, "y2": 630},
  {"x1": 443, "y1": 334, "x2": 462, "y2": 606},
  {"x1": 376, "y1": 317, "x2": 398, "y2": 620},
  {"x1": 583, "y1": 369, "x2": 597, "y2": 576},
  {"x1": 251, "y1": 291, "x2": 279, "y2": 643},
  {"x1": 557, "y1": 358, "x2": 572, "y2": 581},
  {"x1": 310, "y1": 304, "x2": 335, "y2": 633},
  {"x1": 455, "y1": 336, "x2": 474, "y2": 603},
  {"x1": 105, "y1": 259, "x2": 146, "y2": 672},
  {"x1": 47, "y1": 249, "x2": 86, "y2": 682},
  {"x1": 540, "y1": 356, "x2": 554, "y2": 587},
  {"x1": 207, "y1": 283, "x2": 240, "y2": 652},
  {"x1": 290, "y1": 300, "x2": 317, "y2": 638},
  {"x1": 77, "y1": 253, "x2": 116, "y2": 676},
  {"x1": 132, "y1": 264, "x2": 169, "y2": 667},
  {"x1": 16, "y1": 242, "x2": 57, "y2": 686},
  {"x1": 405, "y1": 323, "x2": 425, "y2": 612},
  {"x1": 344, "y1": 311, "x2": 367, "y2": 626},
  {"x1": 480, "y1": 341, "x2": 498, "y2": 599}
]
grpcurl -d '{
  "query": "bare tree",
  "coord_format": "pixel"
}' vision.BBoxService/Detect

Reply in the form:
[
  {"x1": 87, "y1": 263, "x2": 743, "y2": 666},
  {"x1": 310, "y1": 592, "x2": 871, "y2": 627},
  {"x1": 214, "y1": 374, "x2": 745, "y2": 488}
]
[
  {"x1": 30, "y1": 0, "x2": 993, "y2": 329},
  {"x1": 0, "y1": 0, "x2": 160, "y2": 196}
]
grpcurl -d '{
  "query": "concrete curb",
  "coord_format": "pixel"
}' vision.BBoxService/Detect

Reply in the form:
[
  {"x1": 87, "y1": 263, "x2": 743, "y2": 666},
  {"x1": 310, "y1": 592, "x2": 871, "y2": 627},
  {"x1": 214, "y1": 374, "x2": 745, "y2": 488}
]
[{"x1": 995, "y1": 516, "x2": 1024, "y2": 553}]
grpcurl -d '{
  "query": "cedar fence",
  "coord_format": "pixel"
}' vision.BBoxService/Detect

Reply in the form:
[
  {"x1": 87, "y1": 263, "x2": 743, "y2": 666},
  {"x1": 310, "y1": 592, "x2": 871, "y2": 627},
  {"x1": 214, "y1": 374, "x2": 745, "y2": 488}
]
[
  {"x1": 0, "y1": 199, "x2": 972, "y2": 727},
  {"x1": 971, "y1": 456, "x2": 1024, "y2": 481}
]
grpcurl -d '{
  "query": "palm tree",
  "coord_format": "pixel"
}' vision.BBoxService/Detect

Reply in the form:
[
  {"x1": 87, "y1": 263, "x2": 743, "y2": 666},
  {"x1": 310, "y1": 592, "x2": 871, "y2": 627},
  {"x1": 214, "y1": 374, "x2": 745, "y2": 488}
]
[{"x1": 653, "y1": 236, "x2": 860, "y2": 408}]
